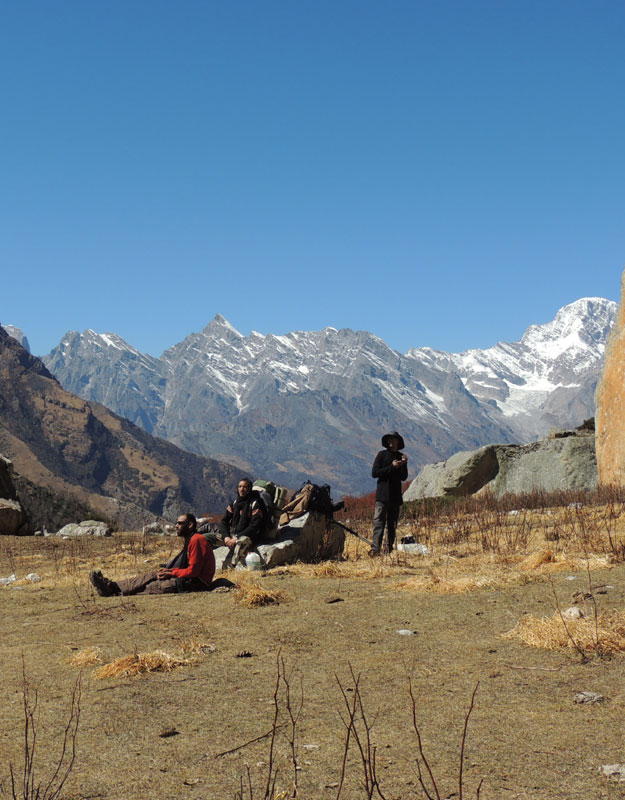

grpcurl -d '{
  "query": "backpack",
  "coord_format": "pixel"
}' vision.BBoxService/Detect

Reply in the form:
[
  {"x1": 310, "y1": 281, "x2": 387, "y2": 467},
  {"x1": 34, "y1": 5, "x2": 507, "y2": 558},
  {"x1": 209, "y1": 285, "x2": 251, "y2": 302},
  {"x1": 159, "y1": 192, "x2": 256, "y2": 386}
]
[
  {"x1": 278, "y1": 481, "x2": 334, "y2": 526},
  {"x1": 253, "y1": 479, "x2": 289, "y2": 511},
  {"x1": 251, "y1": 486, "x2": 279, "y2": 537}
]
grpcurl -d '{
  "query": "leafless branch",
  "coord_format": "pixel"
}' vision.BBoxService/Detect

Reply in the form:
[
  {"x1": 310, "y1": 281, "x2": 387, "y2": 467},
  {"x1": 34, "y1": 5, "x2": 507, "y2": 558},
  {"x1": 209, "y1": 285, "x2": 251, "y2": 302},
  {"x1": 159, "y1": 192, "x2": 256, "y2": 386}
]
[
  {"x1": 2, "y1": 657, "x2": 81, "y2": 800},
  {"x1": 458, "y1": 682, "x2": 478, "y2": 800},
  {"x1": 408, "y1": 677, "x2": 440, "y2": 800},
  {"x1": 215, "y1": 724, "x2": 287, "y2": 759}
]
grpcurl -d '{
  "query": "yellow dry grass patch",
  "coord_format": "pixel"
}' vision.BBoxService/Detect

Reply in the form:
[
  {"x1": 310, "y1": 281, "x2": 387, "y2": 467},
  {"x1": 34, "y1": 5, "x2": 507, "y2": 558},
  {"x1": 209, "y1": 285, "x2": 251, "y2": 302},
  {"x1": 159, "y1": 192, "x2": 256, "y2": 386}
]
[
  {"x1": 538, "y1": 555, "x2": 611, "y2": 573},
  {"x1": 268, "y1": 545, "x2": 615, "y2": 592},
  {"x1": 272, "y1": 552, "x2": 424, "y2": 580},
  {"x1": 283, "y1": 560, "x2": 390, "y2": 579},
  {"x1": 67, "y1": 647, "x2": 105, "y2": 667},
  {"x1": 104, "y1": 547, "x2": 172, "y2": 569},
  {"x1": 394, "y1": 568, "x2": 537, "y2": 595},
  {"x1": 233, "y1": 575, "x2": 290, "y2": 607},
  {"x1": 502, "y1": 609, "x2": 625, "y2": 654},
  {"x1": 518, "y1": 550, "x2": 554, "y2": 571},
  {"x1": 94, "y1": 651, "x2": 192, "y2": 679}
]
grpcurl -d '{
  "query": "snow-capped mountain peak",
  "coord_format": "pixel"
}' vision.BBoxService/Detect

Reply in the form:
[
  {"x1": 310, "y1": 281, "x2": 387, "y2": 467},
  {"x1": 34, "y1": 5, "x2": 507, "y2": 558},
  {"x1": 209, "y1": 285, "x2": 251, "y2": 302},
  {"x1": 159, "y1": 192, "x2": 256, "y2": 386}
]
[
  {"x1": 42, "y1": 297, "x2": 616, "y2": 494},
  {"x1": 445, "y1": 297, "x2": 617, "y2": 429}
]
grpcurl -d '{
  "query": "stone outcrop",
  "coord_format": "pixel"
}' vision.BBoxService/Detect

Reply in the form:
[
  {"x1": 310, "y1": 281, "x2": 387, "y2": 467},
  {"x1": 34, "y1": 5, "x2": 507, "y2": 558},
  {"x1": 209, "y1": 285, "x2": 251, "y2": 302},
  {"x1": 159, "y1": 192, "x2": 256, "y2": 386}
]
[
  {"x1": 56, "y1": 520, "x2": 112, "y2": 537},
  {"x1": 211, "y1": 511, "x2": 345, "y2": 570},
  {"x1": 0, "y1": 455, "x2": 30, "y2": 535},
  {"x1": 404, "y1": 430, "x2": 597, "y2": 501},
  {"x1": 596, "y1": 271, "x2": 625, "y2": 485}
]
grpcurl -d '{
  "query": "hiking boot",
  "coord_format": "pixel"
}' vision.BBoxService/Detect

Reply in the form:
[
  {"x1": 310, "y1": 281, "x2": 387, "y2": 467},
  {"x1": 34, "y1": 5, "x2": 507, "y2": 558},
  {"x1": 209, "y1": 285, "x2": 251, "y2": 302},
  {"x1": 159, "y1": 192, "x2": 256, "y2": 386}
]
[
  {"x1": 368, "y1": 548, "x2": 380, "y2": 558},
  {"x1": 89, "y1": 570, "x2": 121, "y2": 597}
]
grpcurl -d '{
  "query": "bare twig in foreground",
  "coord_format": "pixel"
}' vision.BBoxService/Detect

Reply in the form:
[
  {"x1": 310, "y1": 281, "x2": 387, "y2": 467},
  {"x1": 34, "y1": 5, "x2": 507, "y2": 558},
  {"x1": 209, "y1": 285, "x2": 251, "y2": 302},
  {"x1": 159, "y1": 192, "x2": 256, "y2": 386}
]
[{"x1": 2, "y1": 658, "x2": 81, "y2": 800}]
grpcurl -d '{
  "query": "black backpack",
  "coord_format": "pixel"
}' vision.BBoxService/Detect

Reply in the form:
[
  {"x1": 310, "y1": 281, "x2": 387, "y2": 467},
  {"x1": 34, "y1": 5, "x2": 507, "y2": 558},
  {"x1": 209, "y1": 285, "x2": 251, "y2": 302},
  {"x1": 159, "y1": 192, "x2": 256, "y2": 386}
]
[
  {"x1": 295, "y1": 481, "x2": 334, "y2": 517},
  {"x1": 250, "y1": 489, "x2": 276, "y2": 533}
]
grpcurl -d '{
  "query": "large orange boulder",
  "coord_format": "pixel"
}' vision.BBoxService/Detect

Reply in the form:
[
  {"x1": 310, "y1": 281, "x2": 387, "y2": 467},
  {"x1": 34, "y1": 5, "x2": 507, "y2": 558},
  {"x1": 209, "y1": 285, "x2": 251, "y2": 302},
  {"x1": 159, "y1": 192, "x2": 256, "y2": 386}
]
[{"x1": 596, "y1": 271, "x2": 625, "y2": 484}]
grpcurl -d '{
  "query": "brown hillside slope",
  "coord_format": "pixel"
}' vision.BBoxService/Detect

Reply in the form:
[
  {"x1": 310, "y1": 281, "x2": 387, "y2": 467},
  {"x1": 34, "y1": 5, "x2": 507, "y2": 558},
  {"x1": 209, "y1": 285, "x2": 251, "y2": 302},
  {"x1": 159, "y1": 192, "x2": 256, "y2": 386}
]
[{"x1": 0, "y1": 326, "x2": 239, "y2": 526}]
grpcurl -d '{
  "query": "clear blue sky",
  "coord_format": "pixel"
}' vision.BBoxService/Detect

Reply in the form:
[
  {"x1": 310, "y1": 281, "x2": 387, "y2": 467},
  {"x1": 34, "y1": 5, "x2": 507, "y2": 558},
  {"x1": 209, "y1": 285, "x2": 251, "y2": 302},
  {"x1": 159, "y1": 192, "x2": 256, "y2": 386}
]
[{"x1": 2, "y1": 0, "x2": 624, "y2": 357}]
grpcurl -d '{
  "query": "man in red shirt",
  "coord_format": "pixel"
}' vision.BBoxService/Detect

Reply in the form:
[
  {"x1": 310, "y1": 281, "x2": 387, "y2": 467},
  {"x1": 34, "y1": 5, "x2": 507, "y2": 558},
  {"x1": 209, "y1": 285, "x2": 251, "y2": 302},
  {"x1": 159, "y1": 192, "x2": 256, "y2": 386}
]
[{"x1": 89, "y1": 513, "x2": 215, "y2": 596}]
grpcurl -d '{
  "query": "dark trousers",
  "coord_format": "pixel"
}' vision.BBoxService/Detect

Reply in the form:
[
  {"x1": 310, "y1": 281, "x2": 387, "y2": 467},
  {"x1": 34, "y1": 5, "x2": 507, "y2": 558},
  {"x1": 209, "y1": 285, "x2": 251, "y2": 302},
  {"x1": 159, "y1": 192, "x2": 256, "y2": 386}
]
[
  {"x1": 372, "y1": 502, "x2": 400, "y2": 552},
  {"x1": 116, "y1": 571, "x2": 207, "y2": 595}
]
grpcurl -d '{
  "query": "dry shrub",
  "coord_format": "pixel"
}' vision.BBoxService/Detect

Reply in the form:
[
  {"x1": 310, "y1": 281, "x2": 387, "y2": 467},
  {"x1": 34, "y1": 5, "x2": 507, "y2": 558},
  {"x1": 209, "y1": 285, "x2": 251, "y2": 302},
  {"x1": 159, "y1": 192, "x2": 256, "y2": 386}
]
[
  {"x1": 311, "y1": 561, "x2": 349, "y2": 578},
  {"x1": 310, "y1": 561, "x2": 382, "y2": 579},
  {"x1": 67, "y1": 647, "x2": 104, "y2": 667},
  {"x1": 519, "y1": 550, "x2": 554, "y2": 571},
  {"x1": 94, "y1": 650, "x2": 191, "y2": 679},
  {"x1": 177, "y1": 638, "x2": 216, "y2": 656},
  {"x1": 233, "y1": 576, "x2": 290, "y2": 607},
  {"x1": 502, "y1": 610, "x2": 625, "y2": 654}
]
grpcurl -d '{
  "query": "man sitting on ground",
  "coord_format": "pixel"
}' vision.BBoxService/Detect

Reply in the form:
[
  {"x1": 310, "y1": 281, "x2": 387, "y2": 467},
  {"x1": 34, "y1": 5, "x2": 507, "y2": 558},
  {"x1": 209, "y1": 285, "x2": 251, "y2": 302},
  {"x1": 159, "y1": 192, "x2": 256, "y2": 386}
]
[
  {"x1": 203, "y1": 478, "x2": 263, "y2": 567},
  {"x1": 89, "y1": 513, "x2": 215, "y2": 596}
]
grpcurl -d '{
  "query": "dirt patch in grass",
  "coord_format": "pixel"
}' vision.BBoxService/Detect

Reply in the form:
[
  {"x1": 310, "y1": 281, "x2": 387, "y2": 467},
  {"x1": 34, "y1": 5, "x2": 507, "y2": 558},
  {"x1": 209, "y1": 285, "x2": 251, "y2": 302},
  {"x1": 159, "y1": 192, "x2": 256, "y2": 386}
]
[{"x1": 3, "y1": 513, "x2": 625, "y2": 799}]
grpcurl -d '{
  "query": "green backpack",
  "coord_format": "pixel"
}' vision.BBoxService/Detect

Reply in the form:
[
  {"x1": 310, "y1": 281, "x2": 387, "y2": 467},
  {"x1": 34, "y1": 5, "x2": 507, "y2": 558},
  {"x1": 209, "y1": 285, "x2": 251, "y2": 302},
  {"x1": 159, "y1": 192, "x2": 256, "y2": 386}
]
[{"x1": 252, "y1": 480, "x2": 289, "y2": 511}]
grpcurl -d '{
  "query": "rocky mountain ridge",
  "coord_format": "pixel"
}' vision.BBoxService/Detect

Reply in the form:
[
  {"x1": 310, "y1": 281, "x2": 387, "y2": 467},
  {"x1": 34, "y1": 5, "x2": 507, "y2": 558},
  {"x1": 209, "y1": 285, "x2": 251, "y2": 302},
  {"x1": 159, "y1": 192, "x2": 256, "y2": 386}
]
[
  {"x1": 4, "y1": 324, "x2": 30, "y2": 352},
  {"x1": 41, "y1": 297, "x2": 616, "y2": 496}
]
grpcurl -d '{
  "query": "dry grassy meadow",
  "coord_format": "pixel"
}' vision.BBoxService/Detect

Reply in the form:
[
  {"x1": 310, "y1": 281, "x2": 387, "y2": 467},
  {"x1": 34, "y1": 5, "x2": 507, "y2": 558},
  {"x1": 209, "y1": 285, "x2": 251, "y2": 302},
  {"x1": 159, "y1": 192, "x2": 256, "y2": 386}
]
[{"x1": 3, "y1": 492, "x2": 625, "y2": 800}]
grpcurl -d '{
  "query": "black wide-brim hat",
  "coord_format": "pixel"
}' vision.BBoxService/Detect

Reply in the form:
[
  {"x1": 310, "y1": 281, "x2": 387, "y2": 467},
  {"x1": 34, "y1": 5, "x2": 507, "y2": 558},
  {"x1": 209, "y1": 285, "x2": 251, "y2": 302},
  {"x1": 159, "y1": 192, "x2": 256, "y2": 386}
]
[{"x1": 381, "y1": 431, "x2": 405, "y2": 449}]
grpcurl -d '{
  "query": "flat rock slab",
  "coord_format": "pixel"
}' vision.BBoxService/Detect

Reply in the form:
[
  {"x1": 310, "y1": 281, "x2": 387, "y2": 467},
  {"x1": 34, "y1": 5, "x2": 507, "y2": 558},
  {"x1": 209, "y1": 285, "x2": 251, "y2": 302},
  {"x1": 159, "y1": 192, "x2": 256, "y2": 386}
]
[{"x1": 211, "y1": 511, "x2": 344, "y2": 570}]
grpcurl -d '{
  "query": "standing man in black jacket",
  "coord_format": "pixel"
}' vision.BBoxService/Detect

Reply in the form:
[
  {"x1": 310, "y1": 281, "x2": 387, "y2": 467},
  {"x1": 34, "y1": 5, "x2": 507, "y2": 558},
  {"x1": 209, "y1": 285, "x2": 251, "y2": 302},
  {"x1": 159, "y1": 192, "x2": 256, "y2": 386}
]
[{"x1": 370, "y1": 431, "x2": 408, "y2": 555}]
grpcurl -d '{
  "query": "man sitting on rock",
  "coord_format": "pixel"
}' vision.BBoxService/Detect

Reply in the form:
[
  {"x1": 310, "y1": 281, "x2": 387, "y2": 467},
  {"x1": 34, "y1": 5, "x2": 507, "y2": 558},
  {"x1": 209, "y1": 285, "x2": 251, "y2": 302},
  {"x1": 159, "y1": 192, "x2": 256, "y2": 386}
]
[
  {"x1": 89, "y1": 513, "x2": 215, "y2": 596},
  {"x1": 203, "y1": 478, "x2": 264, "y2": 567}
]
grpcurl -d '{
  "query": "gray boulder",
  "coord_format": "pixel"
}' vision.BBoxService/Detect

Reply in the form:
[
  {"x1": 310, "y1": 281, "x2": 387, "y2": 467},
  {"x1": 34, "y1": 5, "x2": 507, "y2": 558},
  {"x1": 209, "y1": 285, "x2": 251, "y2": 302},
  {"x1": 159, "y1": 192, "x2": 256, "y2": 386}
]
[
  {"x1": 143, "y1": 521, "x2": 175, "y2": 535},
  {"x1": 0, "y1": 498, "x2": 29, "y2": 536},
  {"x1": 404, "y1": 432, "x2": 597, "y2": 501},
  {"x1": 57, "y1": 519, "x2": 112, "y2": 537},
  {"x1": 0, "y1": 456, "x2": 30, "y2": 535},
  {"x1": 212, "y1": 511, "x2": 344, "y2": 570}
]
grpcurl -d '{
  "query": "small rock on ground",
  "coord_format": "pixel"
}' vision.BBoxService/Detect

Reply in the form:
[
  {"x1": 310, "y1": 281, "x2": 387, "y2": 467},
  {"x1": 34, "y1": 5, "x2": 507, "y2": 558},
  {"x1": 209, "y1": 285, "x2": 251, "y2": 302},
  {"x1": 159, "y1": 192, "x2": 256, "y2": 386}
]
[
  {"x1": 575, "y1": 692, "x2": 605, "y2": 704},
  {"x1": 599, "y1": 764, "x2": 625, "y2": 781}
]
